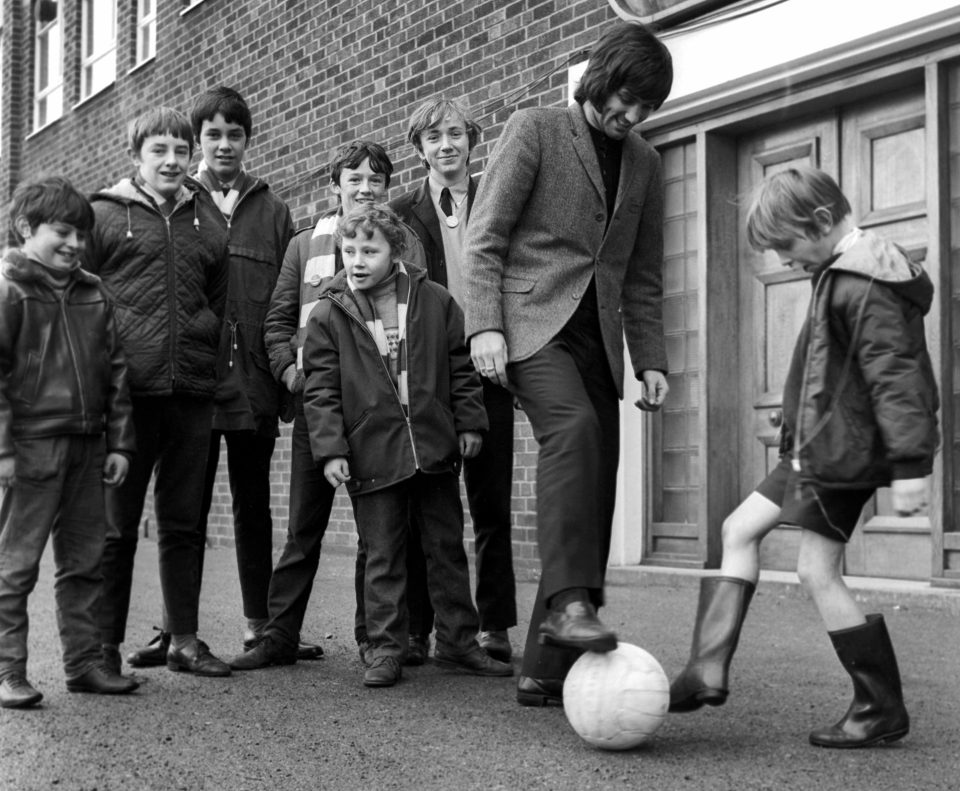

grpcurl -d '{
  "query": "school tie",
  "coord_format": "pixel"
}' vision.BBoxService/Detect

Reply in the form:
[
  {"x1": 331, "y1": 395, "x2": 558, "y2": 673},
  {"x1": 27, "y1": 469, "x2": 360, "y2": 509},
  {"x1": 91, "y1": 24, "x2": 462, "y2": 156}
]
[{"x1": 439, "y1": 187, "x2": 453, "y2": 218}]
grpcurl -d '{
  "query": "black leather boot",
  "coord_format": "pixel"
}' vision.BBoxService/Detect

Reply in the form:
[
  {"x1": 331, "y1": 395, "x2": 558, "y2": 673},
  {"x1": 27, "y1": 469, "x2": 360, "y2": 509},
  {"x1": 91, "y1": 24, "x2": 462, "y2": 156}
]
[
  {"x1": 808, "y1": 614, "x2": 909, "y2": 748},
  {"x1": 669, "y1": 576, "x2": 755, "y2": 712}
]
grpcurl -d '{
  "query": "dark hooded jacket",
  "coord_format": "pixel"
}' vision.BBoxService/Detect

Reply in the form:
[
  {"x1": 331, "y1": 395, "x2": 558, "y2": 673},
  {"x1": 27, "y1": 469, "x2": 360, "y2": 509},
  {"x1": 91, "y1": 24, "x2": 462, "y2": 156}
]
[
  {"x1": 189, "y1": 170, "x2": 294, "y2": 436},
  {"x1": 301, "y1": 263, "x2": 487, "y2": 496},
  {"x1": 85, "y1": 178, "x2": 229, "y2": 399},
  {"x1": 0, "y1": 249, "x2": 135, "y2": 459},
  {"x1": 782, "y1": 230, "x2": 940, "y2": 488}
]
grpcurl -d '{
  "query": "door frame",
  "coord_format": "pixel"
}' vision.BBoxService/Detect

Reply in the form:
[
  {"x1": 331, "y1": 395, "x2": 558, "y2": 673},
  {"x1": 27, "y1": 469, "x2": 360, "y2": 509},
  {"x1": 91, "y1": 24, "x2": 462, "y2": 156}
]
[{"x1": 643, "y1": 44, "x2": 958, "y2": 586}]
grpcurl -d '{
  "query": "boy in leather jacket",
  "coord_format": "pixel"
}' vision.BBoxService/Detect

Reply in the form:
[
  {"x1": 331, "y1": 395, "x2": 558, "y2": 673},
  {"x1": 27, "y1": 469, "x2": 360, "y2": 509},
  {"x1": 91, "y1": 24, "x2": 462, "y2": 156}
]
[
  {"x1": 0, "y1": 177, "x2": 138, "y2": 708},
  {"x1": 669, "y1": 166, "x2": 938, "y2": 749}
]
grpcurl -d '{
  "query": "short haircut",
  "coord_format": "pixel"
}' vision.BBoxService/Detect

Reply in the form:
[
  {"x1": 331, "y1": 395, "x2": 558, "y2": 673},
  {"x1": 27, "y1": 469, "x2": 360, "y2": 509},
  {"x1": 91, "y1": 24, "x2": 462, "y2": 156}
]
[
  {"x1": 574, "y1": 22, "x2": 673, "y2": 110},
  {"x1": 190, "y1": 85, "x2": 252, "y2": 140},
  {"x1": 328, "y1": 140, "x2": 393, "y2": 190},
  {"x1": 406, "y1": 96, "x2": 482, "y2": 153},
  {"x1": 335, "y1": 204, "x2": 407, "y2": 259},
  {"x1": 9, "y1": 176, "x2": 94, "y2": 243},
  {"x1": 128, "y1": 107, "x2": 195, "y2": 156},
  {"x1": 745, "y1": 166, "x2": 852, "y2": 252}
]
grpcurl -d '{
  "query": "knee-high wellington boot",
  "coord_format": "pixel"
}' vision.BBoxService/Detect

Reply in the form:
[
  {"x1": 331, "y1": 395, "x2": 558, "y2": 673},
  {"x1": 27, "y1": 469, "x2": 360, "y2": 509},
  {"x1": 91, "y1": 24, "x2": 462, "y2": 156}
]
[
  {"x1": 808, "y1": 614, "x2": 909, "y2": 748},
  {"x1": 669, "y1": 576, "x2": 755, "y2": 713}
]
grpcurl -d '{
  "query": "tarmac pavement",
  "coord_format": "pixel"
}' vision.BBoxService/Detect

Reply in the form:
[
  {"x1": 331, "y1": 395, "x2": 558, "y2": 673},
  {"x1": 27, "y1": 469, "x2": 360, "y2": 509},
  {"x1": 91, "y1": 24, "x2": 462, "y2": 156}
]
[{"x1": 1, "y1": 539, "x2": 959, "y2": 791}]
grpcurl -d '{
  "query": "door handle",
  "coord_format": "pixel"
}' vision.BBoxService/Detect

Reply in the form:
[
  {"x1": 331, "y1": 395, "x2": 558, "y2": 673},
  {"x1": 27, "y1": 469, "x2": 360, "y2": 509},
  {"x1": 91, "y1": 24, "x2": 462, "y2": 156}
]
[{"x1": 768, "y1": 409, "x2": 782, "y2": 428}]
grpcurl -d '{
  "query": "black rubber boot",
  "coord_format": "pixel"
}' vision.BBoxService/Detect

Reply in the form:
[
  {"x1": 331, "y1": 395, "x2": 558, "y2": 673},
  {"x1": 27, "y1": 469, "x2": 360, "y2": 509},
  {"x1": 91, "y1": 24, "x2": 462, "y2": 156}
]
[
  {"x1": 669, "y1": 576, "x2": 755, "y2": 713},
  {"x1": 808, "y1": 614, "x2": 909, "y2": 748}
]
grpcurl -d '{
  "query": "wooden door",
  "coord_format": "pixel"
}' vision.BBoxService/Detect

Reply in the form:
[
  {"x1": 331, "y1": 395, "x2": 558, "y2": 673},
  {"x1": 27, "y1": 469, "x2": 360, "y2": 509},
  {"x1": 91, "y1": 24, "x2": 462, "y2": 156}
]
[{"x1": 735, "y1": 86, "x2": 931, "y2": 578}]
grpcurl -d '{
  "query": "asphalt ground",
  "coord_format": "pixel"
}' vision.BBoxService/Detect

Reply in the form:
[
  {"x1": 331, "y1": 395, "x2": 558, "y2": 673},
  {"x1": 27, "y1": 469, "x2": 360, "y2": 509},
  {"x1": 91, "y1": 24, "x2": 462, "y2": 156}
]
[{"x1": 1, "y1": 539, "x2": 959, "y2": 791}]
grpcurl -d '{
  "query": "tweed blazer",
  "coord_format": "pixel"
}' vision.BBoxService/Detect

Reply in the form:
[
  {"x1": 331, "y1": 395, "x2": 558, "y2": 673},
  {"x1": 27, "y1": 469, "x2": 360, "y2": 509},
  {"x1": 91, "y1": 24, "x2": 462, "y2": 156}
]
[{"x1": 462, "y1": 102, "x2": 667, "y2": 398}]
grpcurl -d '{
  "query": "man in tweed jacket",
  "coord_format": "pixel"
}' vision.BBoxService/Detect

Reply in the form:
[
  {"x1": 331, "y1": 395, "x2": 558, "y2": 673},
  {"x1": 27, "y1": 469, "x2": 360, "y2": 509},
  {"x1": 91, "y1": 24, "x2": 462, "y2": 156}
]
[{"x1": 462, "y1": 22, "x2": 673, "y2": 707}]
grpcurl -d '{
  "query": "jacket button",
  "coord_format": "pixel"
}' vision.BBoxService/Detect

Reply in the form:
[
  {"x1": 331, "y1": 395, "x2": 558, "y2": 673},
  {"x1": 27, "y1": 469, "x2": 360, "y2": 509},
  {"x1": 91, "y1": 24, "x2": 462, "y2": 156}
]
[
  {"x1": 595, "y1": 213, "x2": 604, "y2": 222},
  {"x1": 572, "y1": 293, "x2": 580, "y2": 300}
]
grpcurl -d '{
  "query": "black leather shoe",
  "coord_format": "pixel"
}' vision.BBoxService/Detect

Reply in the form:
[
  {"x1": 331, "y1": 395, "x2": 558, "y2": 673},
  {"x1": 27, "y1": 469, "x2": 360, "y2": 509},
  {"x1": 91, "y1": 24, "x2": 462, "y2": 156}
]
[
  {"x1": 66, "y1": 664, "x2": 139, "y2": 695},
  {"x1": 102, "y1": 645, "x2": 122, "y2": 676},
  {"x1": 404, "y1": 634, "x2": 430, "y2": 666},
  {"x1": 0, "y1": 675, "x2": 43, "y2": 708},
  {"x1": 230, "y1": 636, "x2": 296, "y2": 671},
  {"x1": 516, "y1": 675, "x2": 563, "y2": 707},
  {"x1": 126, "y1": 630, "x2": 170, "y2": 668},
  {"x1": 243, "y1": 632, "x2": 322, "y2": 662},
  {"x1": 434, "y1": 645, "x2": 513, "y2": 676},
  {"x1": 364, "y1": 655, "x2": 402, "y2": 687},
  {"x1": 167, "y1": 640, "x2": 231, "y2": 677},
  {"x1": 478, "y1": 630, "x2": 512, "y2": 663},
  {"x1": 538, "y1": 601, "x2": 617, "y2": 652}
]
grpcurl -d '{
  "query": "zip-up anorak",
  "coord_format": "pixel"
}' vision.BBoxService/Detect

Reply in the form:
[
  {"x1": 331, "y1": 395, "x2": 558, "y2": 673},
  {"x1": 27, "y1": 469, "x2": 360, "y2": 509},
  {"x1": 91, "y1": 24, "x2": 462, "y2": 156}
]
[
  {"x1": 301, "y1": 264, "x2": 487, "y2": 496},
  {"x1": 782, "y1": 230, "x2": 940, "y2": 488},
  {"x1": 85, "y1": 178, "x2": 229, "y2": 399},
  {"x1": 189, "y1": 171, "x2": 293, "y2": 436}
]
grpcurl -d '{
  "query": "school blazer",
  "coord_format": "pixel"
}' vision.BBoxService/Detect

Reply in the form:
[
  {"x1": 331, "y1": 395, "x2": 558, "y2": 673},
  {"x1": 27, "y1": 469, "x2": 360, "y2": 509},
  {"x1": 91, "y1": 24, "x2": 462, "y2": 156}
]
[{"x1": 462, "y1": 102, "x2": 667, "y2": 398}]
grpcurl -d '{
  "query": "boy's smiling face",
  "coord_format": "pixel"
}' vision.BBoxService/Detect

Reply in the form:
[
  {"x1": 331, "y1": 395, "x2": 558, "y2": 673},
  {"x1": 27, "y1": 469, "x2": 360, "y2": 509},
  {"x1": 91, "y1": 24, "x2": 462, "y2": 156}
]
[
  {"x1": 133, "y1": 133, "x2": 191, "y2": 199},
  {"x1": 333, "y1": 158, "x2": 388, "y2": 215},
  {"x1": 341, "y1": 226, "x2": 395, "y2": 291},
  {"x1": 18, "y1": 219, "x2": 84, "y2": 272},
  {"x1": 199, "y1": 113, "x2": 247, "y2": 183}
]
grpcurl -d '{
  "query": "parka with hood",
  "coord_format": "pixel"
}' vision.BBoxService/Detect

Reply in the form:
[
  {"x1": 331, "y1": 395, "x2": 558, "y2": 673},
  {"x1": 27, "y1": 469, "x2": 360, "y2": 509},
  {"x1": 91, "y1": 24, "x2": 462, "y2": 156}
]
[
  {"x1": 189, "y1": 170, "x2": 293, "y2": 436},
  {"x1": 301, "y1": 263, "x2": 488, "y2": 497},
  {"x1": 84, "y1": 178, "x2": 229, "y2": 399},
  {"x1": 781, "y1": 230, "x2": 940, "y2": 489},
  {"x1": 0, "y1": 249, "x2": 135, "y2": 460}
]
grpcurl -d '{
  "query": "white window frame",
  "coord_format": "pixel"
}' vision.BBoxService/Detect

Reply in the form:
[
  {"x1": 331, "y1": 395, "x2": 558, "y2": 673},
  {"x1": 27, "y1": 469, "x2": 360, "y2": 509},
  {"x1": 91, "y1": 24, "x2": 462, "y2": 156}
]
[
  {"x1": 80, "y1": 0, "x2": 117, "y2": 100},
  {"x1": 34, "y1": 5, "x2": 63, "y2": 129},
  {"x1": 135, "y1": 0, "x2": 156, "y2": 66}
]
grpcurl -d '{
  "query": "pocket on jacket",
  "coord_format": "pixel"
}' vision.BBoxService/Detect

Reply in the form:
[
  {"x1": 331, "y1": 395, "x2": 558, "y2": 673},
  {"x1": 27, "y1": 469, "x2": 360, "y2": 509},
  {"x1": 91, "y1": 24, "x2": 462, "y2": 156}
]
[
  {"x1": 501, "y1": 276, "x2": 536, "y2": 294},
  {"x1": 228, "y1": 244, "x2": 278, "y2": 307},
  {"x1": 15, "y1": 352, "x2": 42, "y2": 405}
]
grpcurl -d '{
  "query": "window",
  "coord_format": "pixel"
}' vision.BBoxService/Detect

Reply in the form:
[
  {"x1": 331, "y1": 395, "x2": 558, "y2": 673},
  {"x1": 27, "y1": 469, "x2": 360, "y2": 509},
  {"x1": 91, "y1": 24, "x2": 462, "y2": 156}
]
[
  {"x1": 136, "y1": 0, "x2": 156, "y2": 65},
  {"x1": 34, "y1": 1, "x2": 63, "y2": 128},
  {"x1": 80, "y1": 0, "x2": 116, "y2": 99}
]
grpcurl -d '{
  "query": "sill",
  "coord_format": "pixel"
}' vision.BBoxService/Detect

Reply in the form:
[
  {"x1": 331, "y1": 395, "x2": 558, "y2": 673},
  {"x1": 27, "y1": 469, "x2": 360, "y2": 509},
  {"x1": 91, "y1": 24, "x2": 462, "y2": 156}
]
[
  {"x1": 25, "y1": 115, "x2": 64, "y2": 141},
  {"x1": 72, "y1": 81, "x2": 115, "y2": 111},
  {"x1": 127, "y1": 56, "x2": 156, "y2": 77},
  {"x1": 180, "y1": 0, "x2": 211, "y2": 16}
]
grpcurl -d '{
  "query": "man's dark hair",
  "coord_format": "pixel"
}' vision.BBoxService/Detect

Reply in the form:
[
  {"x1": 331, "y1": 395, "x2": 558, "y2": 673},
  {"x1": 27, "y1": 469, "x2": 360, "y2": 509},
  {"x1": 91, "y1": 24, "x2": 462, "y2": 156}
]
[
  {"x1": 9, "y1": 176, "x2": 94, "y2": 243},
  {"x1": 328, "y1": 141, "x2": 393, "y2": 189},
  {"x1": 190, "y1": 85, "x2": 253, "y2": 140},
  {"x1": 573, "y1": 22, "x2": 673, "y2": 110}
]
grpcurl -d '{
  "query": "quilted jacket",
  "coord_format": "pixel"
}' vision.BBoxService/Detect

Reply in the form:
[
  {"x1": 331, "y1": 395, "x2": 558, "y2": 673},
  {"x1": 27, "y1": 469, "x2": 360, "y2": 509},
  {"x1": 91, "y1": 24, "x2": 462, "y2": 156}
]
[{"x1": 85, "y1": 178, "x2": 229, "y2": 399}]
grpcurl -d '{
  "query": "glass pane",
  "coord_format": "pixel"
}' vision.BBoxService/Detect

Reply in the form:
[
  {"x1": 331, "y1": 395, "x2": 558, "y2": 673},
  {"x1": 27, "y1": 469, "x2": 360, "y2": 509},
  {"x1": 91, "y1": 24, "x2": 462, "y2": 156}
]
[{"x1": 872, "y1": 128, "x2": 925, "y2": 210}]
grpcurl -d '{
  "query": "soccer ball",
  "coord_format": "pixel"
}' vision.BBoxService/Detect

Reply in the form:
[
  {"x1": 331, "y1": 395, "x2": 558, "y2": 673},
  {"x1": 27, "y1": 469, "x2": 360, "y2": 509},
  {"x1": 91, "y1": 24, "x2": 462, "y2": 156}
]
[{"x1": 563, "y1": 642, "x2": 670, "y2": 750}]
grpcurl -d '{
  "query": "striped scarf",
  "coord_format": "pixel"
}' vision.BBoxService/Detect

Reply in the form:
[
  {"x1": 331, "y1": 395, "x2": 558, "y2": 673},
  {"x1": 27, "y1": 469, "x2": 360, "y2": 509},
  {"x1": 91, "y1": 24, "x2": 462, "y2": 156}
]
[{"x1": 347, "y1": 263, "x2": 410, "y2": 410}]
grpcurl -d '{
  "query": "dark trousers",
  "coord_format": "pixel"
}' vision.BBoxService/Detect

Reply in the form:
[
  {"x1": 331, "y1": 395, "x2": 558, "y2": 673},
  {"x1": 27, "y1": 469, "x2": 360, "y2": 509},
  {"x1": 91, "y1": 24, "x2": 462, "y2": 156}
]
[
  {"x1": 263, "y1": 410, "x2": 335, "y2": 650},
  {"x1": 353, "y1": 472, "x2": 479, "y2": 660},
  {"x1": 199, "y1": 430, "x2": 276, "y2": 620},
  {"x1": 98, "y1": 396, "x2": 213, "y2": 643},
  {"x1": 509, "y1": 297, "x2": 620, "y2": 679},
  {"x1": 407, "y1": 378, "x2": 517, "y2": 637},
  {"x1": 0, "y1": 435, "x2": 106, "y2": 679}
]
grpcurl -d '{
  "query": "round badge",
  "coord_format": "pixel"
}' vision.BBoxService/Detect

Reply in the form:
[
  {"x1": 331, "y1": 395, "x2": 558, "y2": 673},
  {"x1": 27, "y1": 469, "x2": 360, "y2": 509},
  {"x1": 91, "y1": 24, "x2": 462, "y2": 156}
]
[{"x1": 444, "y1": 215, "x2": 460, "y2": 229}]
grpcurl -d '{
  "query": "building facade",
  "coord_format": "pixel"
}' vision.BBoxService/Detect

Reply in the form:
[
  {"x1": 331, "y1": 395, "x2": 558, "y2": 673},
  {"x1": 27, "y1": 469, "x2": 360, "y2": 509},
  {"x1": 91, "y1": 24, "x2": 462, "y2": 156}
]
[{"x1": 2, "y1": 0, "x2": 958, "y2": 587}]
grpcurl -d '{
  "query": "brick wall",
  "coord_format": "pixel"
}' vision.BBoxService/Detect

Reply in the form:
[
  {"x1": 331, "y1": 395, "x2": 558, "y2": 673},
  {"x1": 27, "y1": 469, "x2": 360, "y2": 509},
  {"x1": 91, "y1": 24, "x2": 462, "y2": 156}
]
[{"x1": 2, "y1": 0, "x2": 623, "y2": 560}]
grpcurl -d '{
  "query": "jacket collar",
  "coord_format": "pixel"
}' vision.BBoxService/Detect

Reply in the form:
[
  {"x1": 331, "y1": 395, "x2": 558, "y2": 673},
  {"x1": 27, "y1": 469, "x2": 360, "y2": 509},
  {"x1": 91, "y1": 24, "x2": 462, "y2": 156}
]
[
  {"x1": 566, "y1": 102, "x2": 643, "y2": 216},
  {"x1": 1, "y1": 247, "x2": 99, "y2": 286}
]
